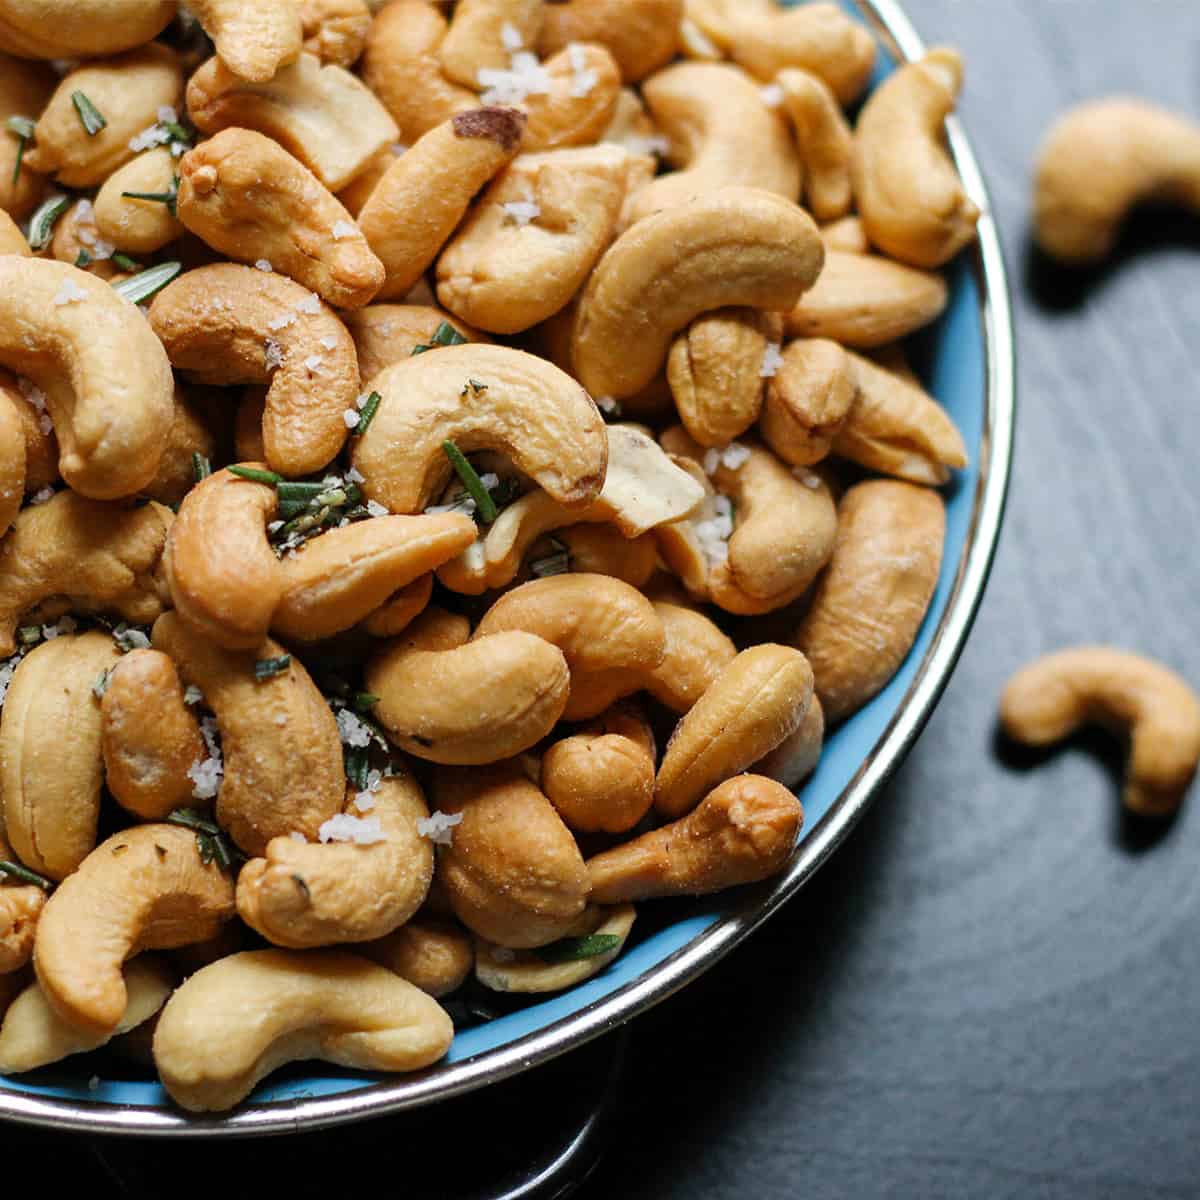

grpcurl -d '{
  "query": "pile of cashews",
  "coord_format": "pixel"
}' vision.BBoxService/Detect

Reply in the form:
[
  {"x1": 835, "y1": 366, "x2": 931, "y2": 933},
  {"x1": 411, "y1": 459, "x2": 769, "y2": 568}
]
[{"x1": 0, "y1": 0, "x2": 984, "y2": 1113}]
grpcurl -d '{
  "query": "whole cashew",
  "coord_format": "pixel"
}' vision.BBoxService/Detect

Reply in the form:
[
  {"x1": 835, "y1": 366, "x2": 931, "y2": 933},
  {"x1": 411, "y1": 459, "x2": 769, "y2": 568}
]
[
  {"x1": 152, "y1": 949, "x2": 454, "y2": 1112},
  {"x1": 0, "y1": 257, "x2": 174, "y2": 500},
  {"x1": 644, "y1": 594, "x2": 737, "y2": 713},
  {"x1": 626, "y1": 62, "x2": 801, "y2": 228},
  {"x1": 152, "y1": 612, "x2": 345, "y2": 855},
  {"x1": 149, "y1": 264, "x2": 355, "y2": 477},
  {"x1": 0, "y1": 0, "x2": 175, "y2": 62},
  {"x1": 538, "y1": 0, "x2": 682, "y2": 82},
  {"x1": 92, "y1": 149, "x2": 186, "y2": 255},
  {"x1": 350, "y1": 343, "x2": 607, "y2": 515},
  {"x1": 0, "y1": 490, "x2": 172, "y2": 657},
  {"x1": 1000, "y1": 648, "x2": 1200, "y2": 818},
  {"x1": 784, "y1": 250, "x2": 949, "y2": 348},
  {"x1": 754, "y1": 693, "x2": 824, "y2": 789},
  {"x1": 34, "y1": 825, "x2": 236, "y2": 1037},
  {"x1": 520, "y1": 45, "x2": 622, "y2": 153},
  {"x1": 300, "y1": 0, "x2": 373, "y2": 67},
  {"x1": 853, "y1": 47, "x2": 980, "y2": 269},
  {"x1": 100, "y1": 648, "x2": 205, "y2": 821},
  {"x1": 0, "y1": 831, "x2": 45, "y2": 976},
  {"x1": 589, "y1": 774, "x2": 803, "y2": 901},
  {"x1": 237, "y1": 773, "x2": 434, "y2": 947},
  {"x1": 177, "y1": 128, "x2": 385, "y2": 310},
  {"x1": 572, "y1": 187, "x2": 824, "y2": 400},
  {"x1": 1033, "y1": 98, "x2": 1200, "y2": 265},
  {"x1": 0, "y1": 55, "x2": 53, "y2": 221},
  {"x1": 359, "y1": 107, "x2": 526, "y2": 300},
  {"x1": 362, "y1": 574, "x2": 434, "y2": 638},
  {"x1": 793, "y1": 479, "x2": 945, "y2": 723},
  {"x1": 433, "y1": 762, "x2": 590, "y2": 948},
  {"x1": 0, "y1": 388, "x2": 25, "y2": 538},
  {"x1": 0, "y1": 209, "x2": 28, "y2": 258},
  {"x1": 438, "y1": 0, "x2": 544, "y2": 86},
  {"x1": 366, "y1": 606, "x2": 570, "y2": 764},
  {"x1": 760, "y1": 338, "x2": 858, "y2": 467},
  {"x1": 0, "y1": 955, "x2": 172, "y2": 1075},
  {"x1": 361, "y1": 915, "x2": 473, "y2": 997},
  {"x1": 775, "y1": 67, "x2": 854, "y2": 222},
  {"x1": 188, "y1": 0, "x2": 303, "y2": 82}
]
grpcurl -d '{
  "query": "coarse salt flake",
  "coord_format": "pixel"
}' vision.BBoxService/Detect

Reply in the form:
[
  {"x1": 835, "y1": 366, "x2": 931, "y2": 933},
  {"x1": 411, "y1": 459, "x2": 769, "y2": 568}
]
[
  {"x1": 343, "y1": 408, "x2": 361, "y2": 429},
  {"x1": 417, "y1": 810, "x2": 463, "y2": 846},
  {"x1": 760, "y1": 342, "x2": 785, "y2": 378},
  {"x1": 336, "y1": 707, "x2": 372, "y2": 748},
  {"x1": 366, "y1": 499, "x2": 389, "y2": 518},
  {"x1": 17, "y1": 378, "x2": 46, "y2": 410},
  {"x1": 52, "y1": 277, "x2": 88, "y2": 306},
  {"x1": 478, "y1": 50, "x2": 552, "y2": 105},
  {"x1": 596, "y1": 395, "x2": 620, "y2": 415},
  {"x1": 38, "y1": 412, "x2": 53, "y2": 435},
  {"x1": 627, "y1": 135, "x2": 671, "y2": 157},
  {"x1": 157, "y1": 105, "x2": 178, "y2": 124},
  {"x1": 353, "y1": 791, "x2": 376, "y2": 813},
  {"x1": 264, "y1": 338, "x2": 284, "y2": 370},
  {"x1": 760, "y1": 83, "x2": 785, "y2": 108},
  {"x1": 184, "y1": 685, "x2": 203, "y2": 705},
  {"x1": 478, "y1": 472, "x2": 500, "y2": 490},
  {"x1": 720, "y1": 442, "x2": 751, "y2": 470},
  {"x1": 320, "y1": 335, "x2": 338, "y2": 351},
  {"x1": 289, "y1": 831, "x2": 307, "y2": 843},
  {"x1": 128, "y1": 124, "x2": 170, "y2": 152},
  {"x1": 346, "y1": 466, "x2": 365, "y2": 484},
  {"x1": 188, "y1": 754, "x2": 223, "y2": 800},
  {"x1": 500, "y1": 21, "x2": 524, "y2": 50},
  {"x1": 793, "y1": 467, "x2": 822, "y2": 489},
  {"x1": 255, "y1": 259, "x2": 273, "y2": 272},
  {"x1": 702, "y1": 448, "x2": 721, "y2": 476},
  {"x1": 566, "y1": 42, "x2": 598, "y2": 97},
  {"x1": 304, "y1": 354, "x2": 325, "y2": 373},
  {"x1": 296, "y1": 293, "x2": 322, "y2": 315},
  {"x1": 502, "y1": 200, "x2": 540, "y2": 226},
  {"x1": 319, "y1": 813, "x2": 385, "y2": 845},
  {"x1": 28, "y1": 487, "x2": 56, "y2": 506},
  {"x1": 331, "y1": 220, "x2": 356, "y2": 240}
]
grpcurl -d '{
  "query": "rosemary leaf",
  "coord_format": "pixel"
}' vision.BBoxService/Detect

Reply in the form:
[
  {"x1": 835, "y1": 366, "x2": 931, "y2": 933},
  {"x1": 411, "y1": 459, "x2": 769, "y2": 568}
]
[
  {"x1": 442, "y1": 441, "x2": 499, "y2": 524},
  {"x1": 27, "y1": 194, "x2": 71, "y2": 251},
  {"x1": 228, "y1": 464, "x2": 283, "y2": 485},
  {"x1": 192, "y1": 452, "x2": 211, "y2": 482},
  {"x1": 254, "y1": 655, "x2": 292, "y2": 681},
  {"x1": 110, "y1": 260, "x2": 182, "y2": 304},
  {"x1": 0, "y1": 860, "x2": 53, "y2": 891},
  {"x1": 111, "y1": 252, "x2": 141, "y2": 272},
  {"x1": 71, "y1": 90, "x2": 107, "y2": 136},
  {"x1": 410, "y1": 321, "x2": 467, "y2": 355},
  {"x1": 534, "y1": 933, "x2": 622, "y2": 964},
  {"x1": 354, "y1": 391, "x2": 381, "y2": 436}
]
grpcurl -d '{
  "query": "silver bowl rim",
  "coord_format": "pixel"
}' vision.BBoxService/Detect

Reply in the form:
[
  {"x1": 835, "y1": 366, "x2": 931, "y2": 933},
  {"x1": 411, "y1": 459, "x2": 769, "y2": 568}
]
[{"x1": 0, "y1": 0, "x2": 1016, "y2": 1138}]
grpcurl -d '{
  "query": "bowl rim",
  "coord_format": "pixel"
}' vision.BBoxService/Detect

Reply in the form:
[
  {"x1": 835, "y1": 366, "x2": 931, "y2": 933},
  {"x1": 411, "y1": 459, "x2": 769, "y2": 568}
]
[{"x1": 0, "y1": 0, "x2": 1015, "y2": 1137}]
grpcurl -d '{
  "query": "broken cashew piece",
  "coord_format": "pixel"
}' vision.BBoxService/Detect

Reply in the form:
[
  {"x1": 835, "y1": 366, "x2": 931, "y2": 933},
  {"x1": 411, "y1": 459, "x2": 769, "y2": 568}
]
[
  {"x1": 187, "y1": 0, "x2": 303, "y2": 82},
  {"x1": 644, "y1": 595, "x2": 737, "y2": 714},
  {"x1": 93, "y1": 149, "x2": 186, "y2": 255},
  {"x1": 538, "y1": 0, "x2": 682, "y2": 82},
  {"x1": 760, "y1": 338, "x2": 858, "y2": 467},
  {"x1": 1000, "y1": 648, "x2": 1200, "y2": 818}
]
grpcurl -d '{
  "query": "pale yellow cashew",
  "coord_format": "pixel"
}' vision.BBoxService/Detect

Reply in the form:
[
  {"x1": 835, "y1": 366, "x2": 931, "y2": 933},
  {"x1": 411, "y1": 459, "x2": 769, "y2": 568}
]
[
  {"x1": 92, "y1": 149, "x2": 186, "y2": 255},
  {"x1": 300, "y1": 0, "x2": 373, "y2": 67},
  {"x1": 820, "y1": 215, "x2": 870, "y2": 254},
  {"x1": 760, "y1": 338, "x2": 858, "y2": 467},
  {"x1": 141, "y1": 386, "x2": 220, "y2": 509},
  {"x1": 362, "y1": 574, "x2": 434, "y2": 638},
  {"x1": 538, "y1": 0, "x2": 682, "y2": 82},
  {"x1": 775, "y1": 67, "x2": 854, "y2": 222},
  {"x1": 556, "y1": 524, "x2": 658, "y2": 590},
  {"x1": 0, "y1": 371, "x2": 57, "y2": 495},
  {"x1": 1000, "y1": 648, "x2": 1200, "y2": 818},
  {"x1": 361, "y1": 916, "x2": 474, "y2": 998},
  {"x1": 439, "y1": 0, "x2": 544, "y2": 86},
  {"x1": 0, "y1": 257, "x2": 174, "y2": 500},
  {"x1": 0, "y1": 831, "x2": 45, "y2": 975},
  {"x1": 188, "y1": 0, "x2": 303, "y2": 83},
  {"x1": 0, "y1": 0, "x2": 175, "y2": 61}
]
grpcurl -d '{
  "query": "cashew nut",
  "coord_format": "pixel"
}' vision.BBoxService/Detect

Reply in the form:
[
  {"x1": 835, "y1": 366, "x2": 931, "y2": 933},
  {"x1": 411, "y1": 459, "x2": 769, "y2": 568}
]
[
  {"x1": 361, "y1": 915, "x2": 473, "y2": 997},
  {"x1": 33, "y1": 825, "x2": 236, "y2": 1036},
  {"x1": 520, "y1": 44, "x2": 622, "y2": 153},
  {"x1": 152, "y1": 948, "x2": 453, "y2": 1111},
  {"x1": 141, "y1": 386, "x2": 222, "y2": 509},
  {"x1": 88, "y1": 149, "x2": 185, "y2": 255},
  {"x1": 573, "y1": 187, "x2": 824, "y2": 400},
  {"x1": 359, "y1": 107, "x2": 526, "y2": 300},
  {"x1": 642, "y1": 594, "x2": 737, "y2": 714},
  {"x1": 589, "y1": 774, "x2": 803, "y2": 901},
  {"x1": 366, "y1": 606, "x2": 570, "y2": 764},
  {"x1": 853, "y1": 47, "x2": 980, "y2": 269},
  {"x1": 48, "y1": 200, "x2": 121, "y2": 280},
  {"x1": 0, "y1": 0, "x2": 175, "y2": 62},
  {"x1": 433, "y1": 762, "x2": 590, "y2": 948},
  {"x1": 760, "y1": 338, "x2": 857, "y2": 467},
  {"x1": 793, "y1": 479, "x2": 945, "y2": 723},
  {"x1": 556, "y1": 524, "x2": 658, "y2": 590},
  {"x1": 152, "y1": 612, "x2": 345, "y2": 855},
  {"x1": 177, "y1": 128, "x2": 385, "y2": 310},
  {"x1": 439, "y1": 0, "x2": 544, "y2": 86},
  {"x1": 0, "y1": 831, "x2": 45, "y2": 976},
  {"x1": 344, "y1": 304, "x2": 487, "y2": 382},
  {"x1": 187, "y1": 0, "x2": 303, "y2": 82},
  {"x1": 775, "y1": 67, "x2": 853, "y2": 222},
  {"x1": 0, "y1": 55, "x2": 53, "y2": 221},
  {"x1": 100, "y1": 648, "x2": 205, "y2": 821},
  {"x1": 538, "y1": 0, "x2": 682, "y2": 82},
  {"x1": 300, "y1": 0, "x2": 373, "y2": 66},
  {"x1": 820, "y1": 214, "x2": 870, "y2": 254},
  {"x1": 149, "y1": 263, "x2": 355, "y2": 477},
  {"x1": 0, "y1": 388, "x2": 25, "y2": 539},
  {"x1": 362, "y1": 574, "x2": 434, "y2": 638},
  {"x1": 1000, "y1": 648, "x2": 1200, "y2": 818},
  {"x1": 350, "y1": 343, "x2": 607, "y2": 514},
  {"x1": 754, "y1": 693, "x2": 824, "y2": 789}
]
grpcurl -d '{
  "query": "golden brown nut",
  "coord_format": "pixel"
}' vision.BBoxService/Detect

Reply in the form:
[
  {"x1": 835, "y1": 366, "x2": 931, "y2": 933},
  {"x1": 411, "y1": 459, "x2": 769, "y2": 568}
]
[
  {"x1": 0, "y1": 831, "x2": 45, "y2": 976},
  {"x1": 141, "y1": 386, "x2": 220, "y2": 509},
  {"x1": 644, "y1": 596, "x2": 737, "y2": 713},
  {"x1": 0, "y1": 54, "x2": 53, "y2": 221},
  {"x1": 2, "y1": 373, "x2": 57, "y2": 494},
  {"x1": 344, "y1": 304, "x2": 487, "y2": 382},
  {"x1": 754, "y1": 693, "x2": 824, "y2": 788},
  {"x1": 760, "y1": 338, "x2": 857, "y2": 467},
  {"x1": 589, "y1": 774, "x2": 802, "y2": 901},
  {"x1": 439, "y1": 0, "x2": 544, "y2": 85},
  {"x1": 0, "y1": 387, "x2": 25, "y2": 538},
  {"x1": 556, "y1": 524, "x2": 658, "y2": 589},
  {"x1": 520, "y1": 44, "x2": 622, "y2": 153},
  {"x1": 362, "y1": 574, "x2": 434, "y2": 637},
  {"x1": 300, "y1": 0, "x2": 372, "y2": 66},
  {"x1": 188, "y1": 0, "x2": 303, "y2": 82},
  {"x1": 0, "y1": 208, "x2": 28, "y2": 259},
  {"x1": 538, "y1": 0, "x2": 682, "y2": 82},
  {"x1": 360, "y1": 915, "x2": 473, "y2": 997},
  {"x1": 776, "y1": 67, "x2": 854, "y2": 222},
  {"x1": 93, "y1": 149, "x2": 186, "y2": 255}
]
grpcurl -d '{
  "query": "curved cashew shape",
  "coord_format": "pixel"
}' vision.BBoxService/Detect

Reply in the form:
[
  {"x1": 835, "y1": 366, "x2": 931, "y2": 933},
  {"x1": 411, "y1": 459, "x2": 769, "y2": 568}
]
[
  {"x1": 853, "y1": 47, "x2": 980, "y2": 269},
  {"x1": 165, "y1": 466, "x2": 281, "y2": 651},
  {"x1": 361, "y1": 915, "x2": 473, "y2": 998},
  {"x1": 760, "y1": 338, "x2": 858, "y2": 467},
  {"x1": 776, "y1": 67, "x2": 854, "y2": 222},
  {"x1": 366, "y1": 606, "x2": 570, "y2": 764},
  {"x1": 0, "y1": 210, "x2": 29, "y2": 258},
  {"x1": 188, "y1": 0, "x2": 303, "y2": 82},
  {"x1": 521, "y1": 44, "x2": 622, "y2": 153},
  {"x1": 1000, "y1": 648, "x2": 1200, "y2": 818},
  {"x1": 0, "y1": 832, "x2": 45, "y2": 976},
  {"x1": 178, "y1": 129, "x2": 384, "y2": 310},
  {"x1": 437, "y1": 145, "x2": 630, "y2": 334},
  {"x1": 274, "y1": 513, "x2": 476, "y2": 641},
  {"x1": 439, "y1": 0, "x2": 544, "y2": 86},
  {"x1": 755, "y1": 693, "x2": 824, "y2": 789},
  {"x1": 0, "y1": 955, "x2": 172, "y2": 1075},
  {"x1": 0, "y1": 388, "x2": 25, "y2": 539},
  {"x1": 0, "y1": 55, "x2": 53, "y2": 221},
  {"x1": 627, "y1": 63, "x2": 801, "y2": 228},
  {"x1": 100, "y1": 649, "x2": 205, "y2": 821},
  {"x1": 644, "y1": 594, "x2": 737, "y2": 714},
  {"x1": 589, "y1": 774, "x2": 803, "y2": 901},
  {"x1": 149, "y1": 264, "x2": 355, "y2": 477},
  {"x1": 538, "y1": 0, "x2": 682, "y2": 82},
  {"x1": 1034, "y1": 98, "x2": 1200, "y2": 265},
  {"x1": 152, "y1": 613, "x2": 345, "y2": 855},
  {"x1": 0, "y1": 0, "x2": 174, "y2": 58},
  {"x1": 573, "y1": 187, "x2": 824, "y2": 400},
  {"x1": 345, "y1": 304, "x2": 487, "y2": 382},
  {"x1": 0, "y1": 373, "x2": 57, "y2": 496},
  {"x1": 34, "y1": 825, "x2": 235, "y2": 1036},
  {"x1": 301, "y1": 0, "x2": 373, "y2": 67},
  {"x1": 238, "y1": 774, "x2": 434, "y2": 948},
  {"x1": 433, "y1": 762, "x2": 590, "y2": 948},
  {"x1": 360, "y1": 107, "x2": 526, "y2": 300},
  {"x1": 93, "y1": 149, "x2": 186, "y2": 255},
  {"x1": 153, "y1": 949, "x2": 453, "y2": 1112},
  {"x1": 656, "y1": 644, "x2": 813, "y2": 818},
  {"x1": 793, "y1": 480, "x2": 945, "y2": 723},
  {"x1": 351, "y1": 343, "x2": 606, "y2": 515},
  {"x1": 0, "y1": 258, "x2": 174, "y2": 499},
  {"x1": 784, "y1": 250, "x2": 949, "y2": 348},
  {"x1": 0, "y1": 491, "x2": 171, "y2": 657},
  {"x1": 473, "y1": 574, "x2": 666, "y2": 721},
  {"x1": 362, "y1": 574, "x2": 434, "y2": 638}
]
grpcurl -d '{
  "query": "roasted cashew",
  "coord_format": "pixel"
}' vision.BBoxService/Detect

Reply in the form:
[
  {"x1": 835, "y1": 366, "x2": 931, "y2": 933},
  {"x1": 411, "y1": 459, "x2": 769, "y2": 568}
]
[
  {"x1": 538, "y1": 0, "x2": 682, "y2": 82},
  {"x1": 0, "y1": 956, "x2": 172, "y2": 1075},
  {"x1": 1033, "y1": 98, "x2": 1200, "y2": 265},
  {"x1": 0, "y1": 257, "x2": 174, "y2": 500},
  {"x1": 0, "y1": 372, "x2": 57, "y2": 495},
  {"x1": 0, "y1": 55, "x2": 53, "y2": 221},
  {"x1": 300, "y1": 0, "x2": 373, "y2": 67},
  {"x1": 755, "y1": 693, "x2": 824, "y2": 788},
  {"x1": 775, "y1": 67, "x2": 854, "y2": 222},
  {"x1": 556, "y1": 524, "x2": 658, "y2": 590},
  {"x1": 437, "y1": 145, "x2": 630, "y2": 334},
  {"x1": 820, "y1": 214, "x2": 870, "y2": 254},
  {"x1": 345, "y1": 305, "x2": 485, "y2": 382},
  {"x1": 643, "y1": 593, "x2": 737, "y2": 714},
  {"x1": 433, "y1": 762, "x2": 590, "y2": 948},
  {"x1": 573, "y1": 187, "x2": 823, "y2": 400},
  {"x1": 152, "y1": 612, "x2": 345, "y2": 855},
  {"x1": 153, "y1": 949, "x2": 453, "y2": 1112},
  {"x1": 520, "y1": 44, "x2": 622, "y2": 153},
  {"x1": 350, "y1": 343, "x2": 606, "y2": 514},
  {"x1": 589, "y1": 774, "x2": 802, "y2": 901},
  {"x1": 626, "y1": 62, "x2": 801, "y2": 228},
  {"x1": 141, "y1": 386, "x2": 221, "y2": 509},
  {"x1": 1000, "y1": 648, "x2": 1200, "y2": 818},
  {"x1": 853, "y1": 47, "x2": 980, "y2": 269},
  {"x1": 149, "y1": 264, "x2": 355, "y2": 477},
  {"x1": 793, "y1": 480, "x2": 945, "y2": 723},
  {"x1": 92, "y1": 149, "x2": 186, "y2": 255},
  {"x1": 188, "y1": 0, "x2": 303, "y2": 82},
  {"x1": 366, "y1": 606, "x2": 570, "y2": 764},
  {"x1": 0, "y1": 0, "x2": 175, "y2": 63},
  {"x1": 361, "y1": 915, "x2": 473, "y2": 997},
  {"x1": 0, "y1": 492, "x2": 171, "y2": 657},
  {"x1": 362, "y1": 574, "x2": 434, "y2": 638},
  {"x1": 177, "y1": 128, "x2": 385, "y2": 310},
  {"x1": 0, "y1": 387, "x2": 25, "y2": 539},
  {"x1": 0, "y1": 831, "x2": 45, "y2": 976},
  {"x1": 186, "y1": 52, "x2": 400, "y2": 191},
  {"x1": 238, "y1": 773, "x2": 434, "y2": 948},
  {"x1": 100, "y1": 648, "x2": 205, "y2": 821},
  {"x1": 473, "y1": 574, "x2": 666, "y2": 720},
  {"x1": 359, "y1": 107, "x2": 526, "y2": 300},
  {"x1": 760, "y1": 338, "x2": 857, "y2": 467},
  {"x1": 784, "y1": 250, "x2": 949, "y2": 348},
  {"x1": 34, "y1": 825, "x2": 235, "y2": 1036},
  {"x1": 439, "y1": 0, "x2": 544, "y2": 86}
]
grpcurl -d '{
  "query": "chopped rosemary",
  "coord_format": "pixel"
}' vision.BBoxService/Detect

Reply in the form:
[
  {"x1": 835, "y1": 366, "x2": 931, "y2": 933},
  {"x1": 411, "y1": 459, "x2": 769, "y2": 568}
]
[
  {"x1": 74, "y1": 248, "x2": 92, "y2": 267},
  {"x1": 351, "y1": 692, "x2": 379, "y2": 713},
  {"x1": 27, "y1": 194, "x2": 71, "y2": 251},
  {"x1": 534, "y1": 933, "x2": 622, "y2": 963},
  {"x1": 276, "y1": 480, "x2": 326, "y2": 502},
  {"x1": 354, "y1": 391, "x2": 381, "y2": 436},
  {"x1": 442, "y1": 441, "x2": 498, "y2": 524},
  {"x1": 192, "y1": 452, "x2": 211, "y2": 482},
  {"x1": 529, "y1": 539, "x2": 570, "y2": 578},
  {"x1": 71, "y1": 90, "x2": 107, "y2": 136},
  {"x1": 167, "y1": 808, "x2": 243, "y2": 872},
  {"x1": 120, "y1": 178, "x2": 178, "y2": 216},
  {"x1": 411, "y1": 321, "x2": 467, "y2": 355},
  {"x1": 16, "y1": 625, "x2": 42, "y2": 647},
  {"x1": 0, "y1": 860, "x2": 53, "y2": 891},
  {"x1": 166, "y1": 807, "x2": 221, "y2": 836},
  {"x1": 197, "y1": 832, "x2": 216, "y2": 866},
  {"x1": 254, "y1": 655, "x2": 292, "y2": 681},
  {"x1": 228, "y1": 464, "x2": 283, "y2": 485},
  {"x1": 111, "y1": 252, "x2": 141, "y2": 272},
  {"x1": 111, "y1": 261, "x2": 182, "y2": 304},
  {"x1": 161, "y1": 119, "x2": 192, "y2": 146},
  {"x1": 6, "y1": 115, "x2": 34, "y2": 188},
  {"x1": 344, "y1": 745, "x2": 370, "y2": 790},
  {"x1": 92, "y1": 669, "x2": 111, "y2": 699}
]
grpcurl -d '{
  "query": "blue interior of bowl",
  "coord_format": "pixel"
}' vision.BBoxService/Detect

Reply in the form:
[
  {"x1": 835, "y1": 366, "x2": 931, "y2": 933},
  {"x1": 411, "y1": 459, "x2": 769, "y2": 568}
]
[{"x1": 0, "y1": 4, "x2": 987, "y2": 1112}]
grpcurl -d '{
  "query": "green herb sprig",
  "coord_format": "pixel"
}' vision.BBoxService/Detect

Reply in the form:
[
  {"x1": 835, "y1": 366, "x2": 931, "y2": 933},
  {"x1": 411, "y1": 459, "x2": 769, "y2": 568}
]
[
  {"x1": 121, "y1": 175, "x2": 179, "y2": 215},
  {"x1": 354, "y1": 391, "x2": 380, "y2": 436},
  {"x1": 534, "y1": 934, "x2": 622, "y2": 963},
  {"x1": 442, "y1": 441, "x2": 499, "y2": 524},
  {"x1": 192, "y1": 452, "x2": 211, "y2": 483},
  {"x1": 529, "y1": 538, "x2": 570, "y2": 579},
  {"x1": 410, "y1": 321, "x2": 467, "y2": 355},
  {"x1": 0, "y1": 860, "x2": 53, "y2": 890},
  {"x1": 166, "y1": 808, "x2": 244, "y2": 872},
  {"x1": 254, "y1": 655, "x2": 291, "y2": 681},
  {"x1": 7, "y1": 115, "x2": 34, "y2": 187},
  {"x1": 71, "y1": 91, "x2": 107, "y2": 136}
]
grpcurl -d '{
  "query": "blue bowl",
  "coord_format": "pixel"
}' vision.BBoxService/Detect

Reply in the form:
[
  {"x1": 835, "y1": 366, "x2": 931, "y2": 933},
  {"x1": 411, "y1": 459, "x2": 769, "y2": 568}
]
[{"x1": 0, "y1": 0, "x2": 1015, "y2": 1135}]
